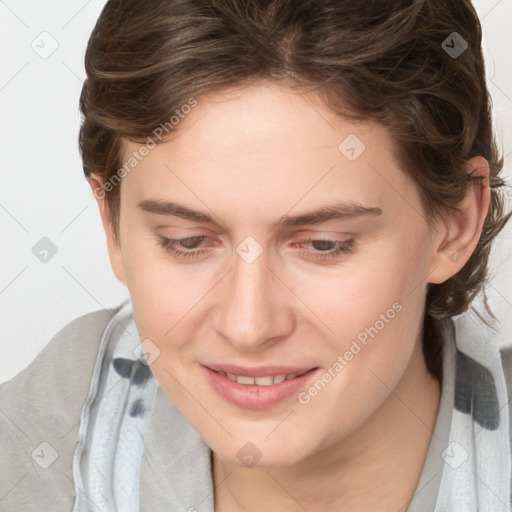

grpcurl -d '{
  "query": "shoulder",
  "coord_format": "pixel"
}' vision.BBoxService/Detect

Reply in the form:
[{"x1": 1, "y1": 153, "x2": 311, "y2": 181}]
[
  {"x1": 500, "y1": 344, "x2": 512, "y2": 503},
  {"x1": 1, "y1": 306, "x2": 119, "y2": 399},
  {"x1": 500, "y1": 344, "x2": 512, "y2": 375},
  {"x1": 0, "y1": 306, "x2": 122, "y2": 511},
  {"x1": 500, "y1": 344, "x2": 512, "y2": 411},
  {"x1": 500, "y1": 344, "x2": 512, "y2": 415}
]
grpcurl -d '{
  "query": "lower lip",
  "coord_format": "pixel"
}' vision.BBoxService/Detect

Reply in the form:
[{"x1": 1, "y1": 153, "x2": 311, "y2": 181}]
[{"x1": 202, "y1": 366, "x2": 320, "y2": 409}]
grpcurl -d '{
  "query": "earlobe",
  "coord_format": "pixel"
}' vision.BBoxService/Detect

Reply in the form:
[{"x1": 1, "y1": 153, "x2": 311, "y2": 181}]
[
  {"x1": 427, "y1": 156, "x2": 491, "y2": 285},
  {"x1": 88, "y1": 174, "x2": 127, "y2": 285}
]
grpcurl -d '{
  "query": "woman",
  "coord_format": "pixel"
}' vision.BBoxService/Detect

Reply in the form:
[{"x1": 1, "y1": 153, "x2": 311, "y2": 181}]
[{"x1": 1, "y1": 0, "x2": 511, "y2": 510}]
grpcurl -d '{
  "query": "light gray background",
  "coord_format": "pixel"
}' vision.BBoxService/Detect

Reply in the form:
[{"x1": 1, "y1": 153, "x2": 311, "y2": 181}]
[{"x1": 1, "y1": 0, "x2": 511, "y2": 383}]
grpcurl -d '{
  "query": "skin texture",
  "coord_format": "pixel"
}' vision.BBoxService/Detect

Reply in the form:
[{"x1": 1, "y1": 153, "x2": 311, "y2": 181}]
[{"x1": 89, "y1": 81, "x2": 490, "y2": 511}]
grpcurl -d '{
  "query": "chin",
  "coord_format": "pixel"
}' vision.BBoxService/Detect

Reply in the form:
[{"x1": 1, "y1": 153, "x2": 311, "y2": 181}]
[{"x1": 211, "y1": 435, "x2": 312, "y2": 469}]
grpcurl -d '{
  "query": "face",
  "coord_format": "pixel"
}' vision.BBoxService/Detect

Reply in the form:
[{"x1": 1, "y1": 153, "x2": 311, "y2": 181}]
[{"x1": 98, "y1": 81, "x2": 452, "y2": 468}]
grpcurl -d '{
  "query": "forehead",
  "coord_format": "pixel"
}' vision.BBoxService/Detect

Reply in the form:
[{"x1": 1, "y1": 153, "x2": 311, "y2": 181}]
[
  {"x1": 119, "y1": 81, "x2": 413, "y2": 226},
  {"x1": 122, "y1": 80, "x2": 398, "y2": 158}
]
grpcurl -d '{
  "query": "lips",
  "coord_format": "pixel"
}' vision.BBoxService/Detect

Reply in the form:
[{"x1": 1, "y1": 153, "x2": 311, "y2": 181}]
[{"x1": 202, "y1": 364, "x2": 320, "y2": 409}]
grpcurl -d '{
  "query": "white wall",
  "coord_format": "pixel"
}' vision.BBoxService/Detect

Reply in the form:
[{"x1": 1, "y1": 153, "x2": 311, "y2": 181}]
[{"x1": 1, "y1": 0, "x2": 511, "y2": 383}]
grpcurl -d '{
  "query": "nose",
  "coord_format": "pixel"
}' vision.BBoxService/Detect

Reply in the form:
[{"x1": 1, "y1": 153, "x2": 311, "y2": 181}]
[{"x1": 213, "y1": 246, "x2": 295, "y2": 352}]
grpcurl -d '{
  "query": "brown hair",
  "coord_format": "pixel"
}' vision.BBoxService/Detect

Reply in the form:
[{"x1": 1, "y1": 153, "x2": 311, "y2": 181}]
[{"x1": 79, "y1": 0, "x2": 511, "y2": 383}]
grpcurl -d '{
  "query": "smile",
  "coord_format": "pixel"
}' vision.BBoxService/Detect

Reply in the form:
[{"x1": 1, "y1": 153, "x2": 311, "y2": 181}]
[
  {"x1": 215, "y1": 370, "x2": 310, "y2": 385},
  {"x1": 203, "y1": 365, "x2": 320, "y2": 409}
]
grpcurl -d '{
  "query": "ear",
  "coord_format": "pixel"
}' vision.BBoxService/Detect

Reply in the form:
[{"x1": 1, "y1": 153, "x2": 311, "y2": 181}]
[
  {"x1": 88, "y1": 174, "x2": 126, "y2": 284},
  {"x1": 427, "y1": 156, "x2": 491, "y2": 284}
]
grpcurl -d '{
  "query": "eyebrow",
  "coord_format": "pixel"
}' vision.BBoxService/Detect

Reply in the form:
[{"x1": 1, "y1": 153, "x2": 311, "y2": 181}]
[{"x1": 137, "y1": 199, "x2": 383, "y2": 228}]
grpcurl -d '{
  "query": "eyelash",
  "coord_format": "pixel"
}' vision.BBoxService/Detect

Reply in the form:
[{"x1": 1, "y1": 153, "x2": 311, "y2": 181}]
[{"x1": 156, "y1": 235, "x2": 355, "y2": 261}]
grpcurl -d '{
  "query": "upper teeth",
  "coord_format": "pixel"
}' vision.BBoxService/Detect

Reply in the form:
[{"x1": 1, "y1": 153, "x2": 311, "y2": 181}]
[{"x1": 217, "y1": 371, "x2": 302, "y2": 385}]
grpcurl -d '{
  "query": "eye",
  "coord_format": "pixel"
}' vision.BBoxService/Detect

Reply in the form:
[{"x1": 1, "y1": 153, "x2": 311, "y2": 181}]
[
  {"x1": 157, "y1": 235, "x2": 210, "y2": 259},
  {"x1": 294, "y1": 238, "x2": 355, "y2": 261}
]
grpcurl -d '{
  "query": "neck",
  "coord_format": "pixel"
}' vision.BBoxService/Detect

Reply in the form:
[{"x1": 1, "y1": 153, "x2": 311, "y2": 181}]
[{"x1": 213, "y1": 338, "x2": 441, "y2": 512}]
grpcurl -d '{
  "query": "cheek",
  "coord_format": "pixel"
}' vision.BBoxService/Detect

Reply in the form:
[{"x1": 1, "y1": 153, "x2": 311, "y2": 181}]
[
  {"x1": 121, "y1": 236, "x2": 210, "y2": 340},
  {"x1": 290, "y1": 250, "x2": 417, "y2": 341},
  {"x1": 292, "y1": 273, "x2": 422, "y2": 448},
  {"x1": 287, "y1": 241, "x2": 427, "y2": 395}
]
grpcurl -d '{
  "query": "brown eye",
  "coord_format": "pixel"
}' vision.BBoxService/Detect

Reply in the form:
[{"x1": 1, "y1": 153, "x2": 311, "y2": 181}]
[
  {"x1": 157, "y1": 235, "x2": 210, "y2": 259},
  {"x1": 178, "y1": 236, "x2": 206, "y2": 249},
  {"x1": 292, "y1": 238, "x2": 356, "y2": 262},
  {"x1": 310, "y1": 239, "x2": 337, "y2": 251}
]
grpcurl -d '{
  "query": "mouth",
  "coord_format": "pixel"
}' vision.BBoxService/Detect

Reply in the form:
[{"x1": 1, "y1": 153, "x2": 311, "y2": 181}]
[
  {"x1": 214, "y1": 369, "x2": 310, "y2": 385},
  {"x1": 201, "y1": 364, "x2": 320, "y2": 409}
]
